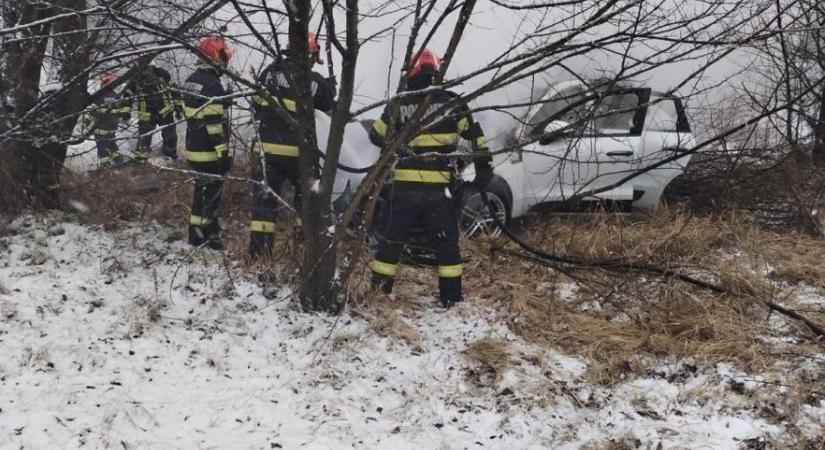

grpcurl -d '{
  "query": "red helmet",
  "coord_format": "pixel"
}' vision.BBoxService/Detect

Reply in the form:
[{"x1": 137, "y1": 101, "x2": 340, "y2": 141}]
[
  {"x1": 199, "y1": 35, "x2": 232, "y2": 66},
  {"x1": 408, "y1": 49, "x2": 441, "y2": 78},
  {"x1": 308, "y1": 32, "x2": 320, "y2": 55},
  {"x1": 288, "y1": 32, "x2": 321, "y2": 55},
  {"x1": 99, "y1": 72, "x2": 116, "y2": 85}
]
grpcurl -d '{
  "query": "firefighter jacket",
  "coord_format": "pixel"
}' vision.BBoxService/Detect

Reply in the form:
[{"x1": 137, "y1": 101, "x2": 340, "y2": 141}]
[
  {"x1": 122, "y1": 66, "x2": 182, "y2": 121},
  {"x1": 181, "y1": 65, "x2": 231, "y2": 167},
  {"x1": 369, "y1": 74, "x2": 492, "y2": 187},
  {"x1": 251, "y1": 58, "x2": 336, "y2": 157}
]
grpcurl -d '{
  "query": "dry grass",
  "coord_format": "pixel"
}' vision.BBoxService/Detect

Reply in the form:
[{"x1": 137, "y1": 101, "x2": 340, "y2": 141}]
[
  {"x1": 367, "y1": 304, "x2": 423, "y2": 347},
  {"x1": 580, "y1": 436, "x2": 643, "y2": 450},
  {"x1": 525, "y1": 208, "x2": 751, "y2": 264},
  {"x1": 461, "y1": 207, "x2": 825, "y2": 383},
  {"x1": 115, "y1": 295, "x2": 166, "y2": 338},
  {"x1": 61, "y1": 164, "x2": 191, "y2": 226},
  {"x1": 60, "y1": 159, "x2": 304, "y2": 265},
  {"x1": 461, "y1": 337, "x2": 515, "y2": 381},
  {"x1": 717, "y1": 259, "x2": 774, "y2": 299},
  {"x1": 759, "y1": 237, "x2": 825, "y2": 291},
  {"x1": 486, "y1": 282, "x2": 772, "y2": 383}
]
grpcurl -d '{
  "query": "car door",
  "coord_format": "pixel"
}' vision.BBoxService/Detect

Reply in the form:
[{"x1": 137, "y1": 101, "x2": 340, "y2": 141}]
[
  {"x1": 519, "y1": 84, "x2": 593, "y2": 205},
  {"x1": 522, "y1": 133, "x2": 586, "y2": 204},
  {"x1": 570, "y1": 89, "x2": 649, "y2": 202}
]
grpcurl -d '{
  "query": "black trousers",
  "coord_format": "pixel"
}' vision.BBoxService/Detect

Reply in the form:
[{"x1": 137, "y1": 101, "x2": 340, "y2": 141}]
[
  {"x1": 95, "y1": 135, "x2": 118, "y2": 163},
  {"x1": 249, "y1": 155, "x2": 301, "y2": 257},
  {"x1": 189, "y1": 160, "x2": 229, "y2": 245},
  {"x1": 371, "y1": 184, "x2": 462, "y2": 304},
  {"x1": 136, "y1": 112, "x2": 177, "y2": 160}
]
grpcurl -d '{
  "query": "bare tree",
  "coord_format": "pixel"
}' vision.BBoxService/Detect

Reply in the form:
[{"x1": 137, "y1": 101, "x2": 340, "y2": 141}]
[
  {"x1": 219, "y1": 0, "x2": 816, "y2": 312},
  {"x1": 1, "y1": 0, "x2": 90, "y2": 209},
  {"x1": 0, "y1": 0, "x2": 228, "y2": 210},
  {"x1": 4, "y1": 0, "x2": 823, "y2": 315}
]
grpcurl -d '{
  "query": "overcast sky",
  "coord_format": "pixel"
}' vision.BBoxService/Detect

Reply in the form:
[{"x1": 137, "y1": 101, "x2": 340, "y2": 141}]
[{"x1": 212, "y1": 0, "x2": 758, "y2": 119}]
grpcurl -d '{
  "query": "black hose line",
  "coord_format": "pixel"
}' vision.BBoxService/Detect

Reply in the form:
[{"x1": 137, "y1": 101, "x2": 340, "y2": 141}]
[{"x1": 314, "y1": 148, "x2": 375, "y2": 173}]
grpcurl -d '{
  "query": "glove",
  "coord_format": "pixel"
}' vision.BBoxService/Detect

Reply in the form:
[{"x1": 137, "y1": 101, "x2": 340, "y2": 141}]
[{"x1": 473, "y1": 167, "x2": 493, "y2": 191}]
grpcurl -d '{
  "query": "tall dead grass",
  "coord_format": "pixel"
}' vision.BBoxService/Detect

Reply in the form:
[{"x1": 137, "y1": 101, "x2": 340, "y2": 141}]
[
  {"x1": 59, "y1": 160, "x2": 285, "y2": 257},
  {"x1": 463, "y1": 207, "x2": 825, "y2": 383},
  {"x1": 61, "y1": 164, "x2": 191, "y2": 226}
]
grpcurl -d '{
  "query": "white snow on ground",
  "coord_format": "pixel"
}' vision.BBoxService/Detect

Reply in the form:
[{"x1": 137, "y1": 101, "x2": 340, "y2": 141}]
[{"x1": 0, "y1": 214, "x2": 821, "y2": 449}]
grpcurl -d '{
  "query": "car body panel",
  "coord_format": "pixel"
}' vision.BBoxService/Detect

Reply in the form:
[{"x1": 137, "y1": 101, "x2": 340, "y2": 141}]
[{"x1": 483, "y1": 81, "x2": 694, "y2": 217}]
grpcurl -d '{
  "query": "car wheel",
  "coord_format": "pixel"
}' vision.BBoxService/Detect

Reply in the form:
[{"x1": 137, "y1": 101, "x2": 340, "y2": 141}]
[{"x1": 460, "y1": 183, "x2": 510, "y2": 238}]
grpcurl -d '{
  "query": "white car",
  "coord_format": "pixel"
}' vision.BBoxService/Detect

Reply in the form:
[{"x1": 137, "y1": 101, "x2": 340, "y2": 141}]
[{"x1": 460, "y1": 81, "x2": 695, "y2": 235}]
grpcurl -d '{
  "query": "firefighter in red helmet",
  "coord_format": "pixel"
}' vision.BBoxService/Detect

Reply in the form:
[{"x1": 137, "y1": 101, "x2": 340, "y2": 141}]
[
  {"x1": 87, "y1": 72, "x2": 126, "y2": 167},
  {"x1": 368, "y1": 48, "x2": 493, "y2": 308},
  {"x1": 247, "y1": 31, "x2": 336, "y2": 258},
  {"x1": 180, "y1": 35, "x2": 233, "y2": 249}
]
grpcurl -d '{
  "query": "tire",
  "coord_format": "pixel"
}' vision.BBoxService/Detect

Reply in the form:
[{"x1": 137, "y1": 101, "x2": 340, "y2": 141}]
[{"x1": 460, "y1": 178, "x2": 511, "y2": 237}]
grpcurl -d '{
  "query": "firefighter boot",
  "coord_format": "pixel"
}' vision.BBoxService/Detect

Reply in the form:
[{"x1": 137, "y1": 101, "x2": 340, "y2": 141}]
[
  {"x1": 438, "y1": 276, "x2": 462, "y2": 308},
  {"x1": 371, "y1": 273, "x2": 395, "y2": 295},
  {"x1": 189, "y1": 223, "x2": 223, "y2": 250},
  {"x1": 203, "y1": 219, "x2": 223, "y2": 250},
  {"x1": 162, "y1": 146, "x2": 178, "y2": 161},
  {"x1": 249, "y1": 232, "x2": 275, "y2": 259},
  {"x1": 188, "y1": 224, "x2": 207, "y2": 247}
]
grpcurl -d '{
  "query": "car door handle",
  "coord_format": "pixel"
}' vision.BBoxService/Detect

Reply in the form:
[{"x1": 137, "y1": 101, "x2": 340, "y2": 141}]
[{"x1": 606, "y1": 151, "x2": 634, "y2": 157}]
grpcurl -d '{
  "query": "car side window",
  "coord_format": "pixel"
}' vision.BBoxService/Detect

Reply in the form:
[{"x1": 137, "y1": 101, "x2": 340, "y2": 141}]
[
  {"x1": 527, "y1": 86, "x2": 586, "y2": 138},
  {"x1": 588, "y1": 93, "x2": 641, "y2": 135}
]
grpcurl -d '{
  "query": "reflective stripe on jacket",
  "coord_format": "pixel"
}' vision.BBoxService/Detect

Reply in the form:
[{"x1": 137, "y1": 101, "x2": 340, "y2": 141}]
[
  {"x1": 368, "y1": 74, "x2": 491, "y2": 185},
  {"x1": 181, "y1": 66, "x2": 230, "y2": 164},
  {"x1": 252, "y1": 58, "x2": 336, "y2": 157}
]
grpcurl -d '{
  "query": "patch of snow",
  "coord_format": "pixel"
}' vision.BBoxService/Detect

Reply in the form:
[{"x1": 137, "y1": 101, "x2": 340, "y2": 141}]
[
  {"x1": 0, "y1": 214, "x2": 817, "y2": 449},
  {"x1": 795, "y1": 284, "x2": 825, "y2": 306}
]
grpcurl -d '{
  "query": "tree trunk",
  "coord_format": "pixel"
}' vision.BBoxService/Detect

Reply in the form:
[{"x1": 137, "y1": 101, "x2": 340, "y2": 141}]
[
  {"x1": 0, "y1": 3, "x2": 53, "y2": 211},
  {"x1": 289, "y1": 0, "x2": 341, "y2": 313},
  {"x1": 0, "y1": 1, "x2": 88, "y2": 212},
  {"x1": 814, "y1": 84, "x2": 825, "y2": 167},
  {"x1": 812, "y1": 4, "x2": 825, "y2": 167}
]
